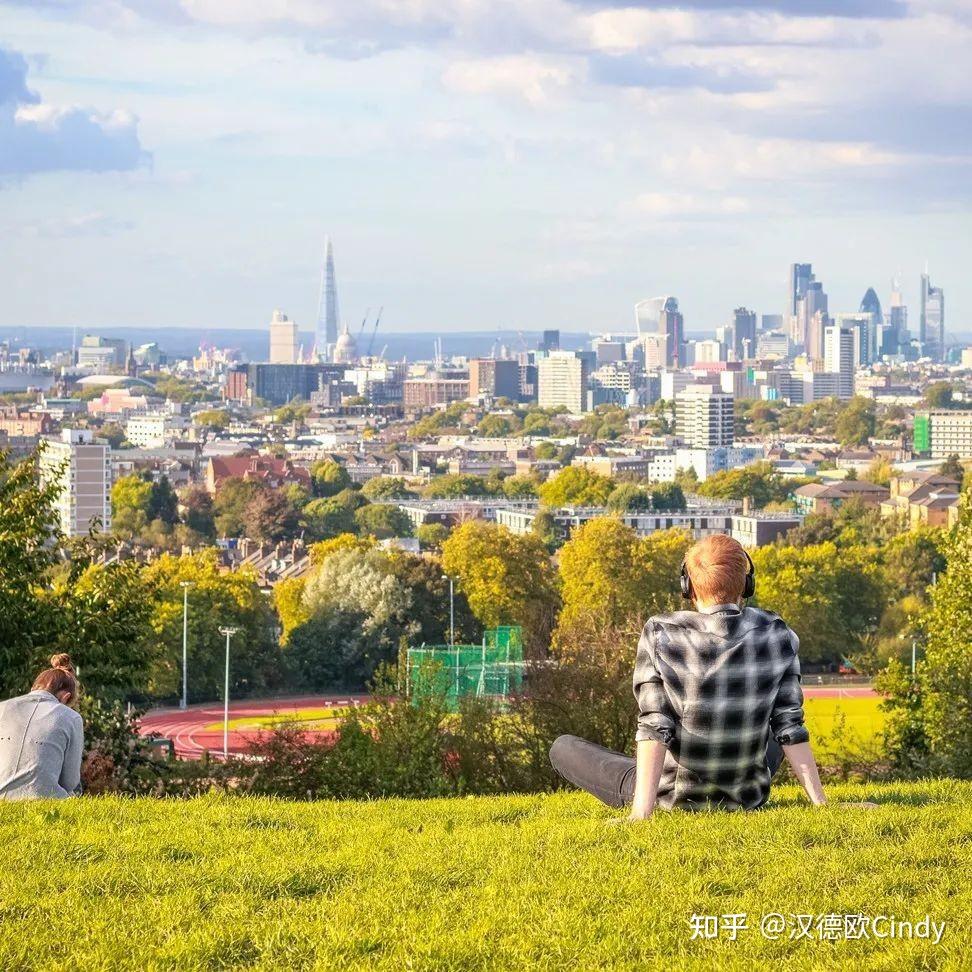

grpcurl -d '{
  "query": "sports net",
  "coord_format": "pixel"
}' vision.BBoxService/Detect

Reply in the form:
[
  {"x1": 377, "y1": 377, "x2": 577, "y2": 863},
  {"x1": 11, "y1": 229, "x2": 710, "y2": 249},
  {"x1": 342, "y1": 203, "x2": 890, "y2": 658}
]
[{"x1": 406, "y1": 626, "x2": 524, "y2": 709}]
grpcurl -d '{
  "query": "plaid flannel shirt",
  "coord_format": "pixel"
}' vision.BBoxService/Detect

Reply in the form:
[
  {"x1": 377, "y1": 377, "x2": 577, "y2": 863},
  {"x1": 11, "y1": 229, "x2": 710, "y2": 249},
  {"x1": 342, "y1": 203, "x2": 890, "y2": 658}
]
[{"x1": 633, "y1": 604, "x2": 810, "y2": 810}]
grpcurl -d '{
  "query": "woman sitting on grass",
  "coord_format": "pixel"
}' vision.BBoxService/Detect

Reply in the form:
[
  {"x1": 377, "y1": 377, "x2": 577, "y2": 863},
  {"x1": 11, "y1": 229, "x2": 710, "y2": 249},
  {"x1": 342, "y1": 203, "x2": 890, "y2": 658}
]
[
  {"x1": 0, "y1": 654, "x2": 84, "y2": 801},
  {"x1": 550, "y1": 534, "x2": 827, "y2": 818}
]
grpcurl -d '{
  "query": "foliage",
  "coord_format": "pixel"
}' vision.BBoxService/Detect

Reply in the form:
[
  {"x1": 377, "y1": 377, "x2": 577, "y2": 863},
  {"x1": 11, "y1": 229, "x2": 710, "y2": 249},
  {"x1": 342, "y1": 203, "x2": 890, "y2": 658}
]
[
  {"x1": 361, "y1": 476, "x2": 417, "y2": 500},
  {"x1": 578, "y1": 405, "x2": 628, "y2": 441},
  {"x1": 423, "y1": 474, "x2": 492, "y2": 498},
  {"x1": 212, "y1": 477, "x2": 262, "y2": 537},
  {"x1": 751, "y1": 542, "x2": 886, "y2": 663},
  {"x1": 310, "y1": 459, "x2": 351, "y2": 497},
  {"x1": 302, "y1": 497, "x2": 358, "y2": 541},
  {"x1": 441, "y1": 521, "x2": 559, "y2": 653},
  {"x1": 882, "y1": 493, "x2": 972, "y2": 777},
  {"x1": 354, "y1": 503, "x2": 413, "y2": 539},
  {"x1": 834, "y1": 397, "x2": 876, "y2": 448},
  {"x1": 192, "y1": 409, "x2": 231, "y2": 429},
  {"x1": 416, "y1": 522, "x2": 450, "y2": 550},
  {"x1": 696, "y1": 461, "x2": 802, "y2": 509},
  {"x1": 555, "y1": 520, "x2": 688, "y2": 646},
  {"x1": 241, "y1": 488, "x2": 300, "y2": 542},
  {"x1": 273, "y1": 576, "x2": 310, "y2": 645},
  {"x1": 924, "y1": 381, "x2": 954, "y2": 409},
  {"x1": 180, "y1": 486, "x2": 216, "y2": 538},
  {"x1": 538, "y1": 466, "x2": 614, "y2": 507},
  {"x1": 141, "y1": 550, "x2": 279, "y2": 702}
]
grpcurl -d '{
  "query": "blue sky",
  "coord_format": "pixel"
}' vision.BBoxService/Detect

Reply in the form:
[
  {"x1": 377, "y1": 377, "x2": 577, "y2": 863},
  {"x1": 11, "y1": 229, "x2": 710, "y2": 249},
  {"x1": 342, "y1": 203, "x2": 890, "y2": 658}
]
[{"x1": 1, "y1": 0, "x2": 970, "y2": 336}]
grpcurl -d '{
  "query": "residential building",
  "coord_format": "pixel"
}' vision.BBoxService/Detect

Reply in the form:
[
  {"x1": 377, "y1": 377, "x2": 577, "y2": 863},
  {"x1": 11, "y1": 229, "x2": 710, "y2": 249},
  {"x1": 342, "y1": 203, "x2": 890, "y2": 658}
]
[
  {"x1": 823, "y1": 325, "x2": 855, "y2": 399},
  {"x1": 538, "y1": 351, "x2": 589, "y2": 413},
  {"x1": 39, "y1": 429, "x2": 112, "y2": 536},
  {"x1": 0, "y1": 407, "x2": 55, "y2": 437},
  {"x1": 205, "y1": 454, "x2": 312, "y2": 494},
  {"x1": 675, "y1": 385, "x2": 734, "y2": 448},
  {"x1": 468, "y1": 358, "x2": 521, "y2": 400},
  {"x1": 403, "y1": 377, "x2": 470, "y2": 410},
  {"x1": 913, "y1": 409, "x2": 972, "y2": 458},
  {"x1": 269, "y1": 309, "x2": 299, "y2": 364},
  {"x1": 124, "y1": 413, "x2": 190, "y2": 449},
  {"x1": 793, "y1": 480, "x2": 890, "y2": 515},
  {"x1": 880, "y1": 472, "x2": 961, "y2": 528}
]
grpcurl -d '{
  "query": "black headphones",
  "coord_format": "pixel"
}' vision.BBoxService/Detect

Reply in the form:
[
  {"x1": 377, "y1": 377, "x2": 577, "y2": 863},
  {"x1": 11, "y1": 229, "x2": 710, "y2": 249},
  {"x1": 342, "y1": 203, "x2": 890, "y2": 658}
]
[{"x1": 680, "y1": 549, "x2": 756, "y2": 601}]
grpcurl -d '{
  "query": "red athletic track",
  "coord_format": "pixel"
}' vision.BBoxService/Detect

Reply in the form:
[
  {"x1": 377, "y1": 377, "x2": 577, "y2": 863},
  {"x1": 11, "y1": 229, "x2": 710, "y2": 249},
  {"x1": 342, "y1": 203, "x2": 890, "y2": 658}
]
[
  {"x1": 141, "y1": 685, "x2": 877, "y2": 760},
  {"x1": 139, "y1": 695, "x2": 368, "y2": 759}
]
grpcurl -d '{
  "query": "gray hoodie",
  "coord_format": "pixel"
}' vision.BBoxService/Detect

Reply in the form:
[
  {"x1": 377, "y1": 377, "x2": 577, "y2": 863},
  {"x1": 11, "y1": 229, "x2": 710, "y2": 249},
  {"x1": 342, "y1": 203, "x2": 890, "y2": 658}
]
[{"x1": 0, "y1": 690, "x2": 84, "y2": 800}]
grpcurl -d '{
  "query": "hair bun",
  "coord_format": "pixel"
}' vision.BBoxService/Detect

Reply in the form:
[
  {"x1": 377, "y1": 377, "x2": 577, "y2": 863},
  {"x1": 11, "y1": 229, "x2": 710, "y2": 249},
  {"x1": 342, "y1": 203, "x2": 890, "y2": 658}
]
[{"x1": 50, "y1": 653, "x2": 74, "y2": 672}]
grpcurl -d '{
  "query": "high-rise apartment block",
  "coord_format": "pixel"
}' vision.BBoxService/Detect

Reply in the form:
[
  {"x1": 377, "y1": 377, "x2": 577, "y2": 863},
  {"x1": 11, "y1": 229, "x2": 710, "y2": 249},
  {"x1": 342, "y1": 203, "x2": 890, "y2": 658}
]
[
  {"x1": 675, "y1": 385, "x2": 734, "y2": 448},
  {"x1": 538, "y1": 351, "x2": 590, "y2": 413},
  {"x1": 269, "y1": 309, "x2": 299, "y2": 364},
  {"x1": 823, "y1": 325, "x2": 855, "y2": 400},
  {"x1": 914, "y1": 410, "x2": 972, "y2": 459},
  {"x1": 39, "y1": 429, "x2": 112, "y2": 537},
  {"x1": 468, "y1": 358, "x2": 521, "y2": 400}
]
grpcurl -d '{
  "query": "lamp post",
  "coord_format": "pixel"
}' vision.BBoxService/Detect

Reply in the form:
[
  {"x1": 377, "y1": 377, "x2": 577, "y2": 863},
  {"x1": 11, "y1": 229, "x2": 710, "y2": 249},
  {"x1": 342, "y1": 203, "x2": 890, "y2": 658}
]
[
  {"x1": 218, "y1": 626, "x2": 239, "y2": 758},
  {"x1": 179, "y1": 582, "x2": 192, "y2": 710}
]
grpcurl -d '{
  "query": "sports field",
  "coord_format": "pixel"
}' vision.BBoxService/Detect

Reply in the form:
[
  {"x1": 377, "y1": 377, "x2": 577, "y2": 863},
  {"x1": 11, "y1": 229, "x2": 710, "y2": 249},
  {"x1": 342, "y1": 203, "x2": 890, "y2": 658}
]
[{"x1": 1, "y1": 781, "x2": 969, "y2": 970}]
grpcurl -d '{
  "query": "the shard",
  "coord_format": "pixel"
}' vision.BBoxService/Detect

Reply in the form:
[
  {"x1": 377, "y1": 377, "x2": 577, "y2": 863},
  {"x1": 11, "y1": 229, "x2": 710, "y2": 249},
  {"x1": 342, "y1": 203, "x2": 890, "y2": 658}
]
[{"x1": 316, "y1": 237, "x2": 339, "y2": 358}]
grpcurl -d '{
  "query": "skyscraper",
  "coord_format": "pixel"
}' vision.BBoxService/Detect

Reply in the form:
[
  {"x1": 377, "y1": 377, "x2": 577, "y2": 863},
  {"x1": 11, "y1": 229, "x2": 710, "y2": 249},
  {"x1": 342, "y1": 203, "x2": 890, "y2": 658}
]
[
  {"x1": 316, "y1": 237, "x2": 339, "y2": 359},
  {"x1": 859, "y1": 288, "x2": 882, "y2": 363},
  {"x1": 732, "y1": 307, "x2": 757, "y2": 360},
  {"x1": 787, "y1": 263, "x2": 813, "y2": 342},
  {"x1": 659, "y1": 297, "x2": 685, "y2": 368},
  {"x1": 887, "y1": 277, "x2": 907, "y2": 356},
  {"x1": 799, "y1": 281, "x2": 829, "y2": 361},
  {"x1": 920, "y1": 270, "x2": 945, "y2": 362}
]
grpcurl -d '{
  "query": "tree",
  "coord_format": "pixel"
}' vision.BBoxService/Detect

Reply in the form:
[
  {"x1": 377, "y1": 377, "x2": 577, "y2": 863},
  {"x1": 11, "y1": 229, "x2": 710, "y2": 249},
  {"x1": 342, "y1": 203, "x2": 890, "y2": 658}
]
[
  {"x1": 213, "y1": 478, "x2": 262, "y2": 537},
  {"x1": 424, "y1": 474, "x2": 490, "y2": 499},
  {"x1": 180, "y1": 486, "x2": 216, "y2": 539},
  {"x1": 695, "y1": 462, "x2": 796, "y2": 509},
  {"x1": 416, "y1": 522, "x2": 450, "y2": 551},
  {"x1": 1, "y1": 450, "x2": 159, "y2": 701},
  {"x1": 385, "y1": 552, "x2": 477, "y2": 646},
  {"x1": 538, "y1": 466, "x2": 615, "y2": 507},
  {"x1": 862, "y1": 456, "x2": 895, "y2": 487},
  {"x1": 502, "y1": 475, "x2": 538, "y2": 499},
  {"x1": 193, "y1": 409, "x2": 231, "y2": 429},
  {"x1": 650, "y1": 482, "x2": 686, "y2": 512},
  {"x1": 273, "y1": 576, "x2": 310, "y2": 645},
  {"x1": 555, "y1": 520, "x2": 688, "y2": 644},
  {"x1": 477, "y1": 414, "x2": 517, "y2": 437},
  {"x1": 534, "y1": 441, "x2": 558, "y2": 460},
  {"x1": 531, "y1": 509, "x2": 560, "y2": 552},
  {"x1": 303, "y1": 498, "x2": 358, "y2": 541},
  {"x1": 441, "y1": 521, "x2": 559, "y2": 652},
  {"x1": 879, "y1": 492, "x2": 972, "y2": 776},
  {"x1": 751, "y1": 542, "x2": 886, "y2": 664},
  {"x1": 100, "y1": 422, "x2": 127, "y2": 449},
  {"x1": 606, "y1": 483, "x2": 652, "y2": 513},
  {"x1": 142, "y1": 550, "x2": 279, "y2": 701},
  {"x1": 939, "y1": 454, "x2": 964, "y2": 480},
  {"x1": 354, "y1": 503, "x2": 413, "y2": 539},
  {"x1": 311, "y1": 459, "x2": 351, "y2": 498},
  {"x1": 111, "y1": 474, "x2": 153, "y2": 538},
  {"x1": 924, "y1": 382, "x2": 954, "y2": 409},
  {"x1": 835, "y1": 397, "x2": 876, "y2": 448},
  {"x1": 148, "y1": 476, "x2": 179, "y2": 525},
  {"x1": 361, "y1": 477, "x2": 417, "y2": 501},
  {"x1": 242, "y1": 488, "x2": 300, "y2": 542}
]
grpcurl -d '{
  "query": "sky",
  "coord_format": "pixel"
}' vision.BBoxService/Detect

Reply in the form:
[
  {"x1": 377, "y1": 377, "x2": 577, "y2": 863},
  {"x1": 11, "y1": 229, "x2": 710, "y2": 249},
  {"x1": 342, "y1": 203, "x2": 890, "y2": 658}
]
[{"x1": 1, "y1": 0, "x2": 971, "y2": 337}]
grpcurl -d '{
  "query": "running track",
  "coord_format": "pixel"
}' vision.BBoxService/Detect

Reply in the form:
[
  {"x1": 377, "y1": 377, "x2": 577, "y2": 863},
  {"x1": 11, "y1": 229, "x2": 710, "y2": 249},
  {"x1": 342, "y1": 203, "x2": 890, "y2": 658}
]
[
  {"x1": 139, "y1": 695, "x2": 368, "y2": 759},
  {"x1": 141, "y1": 685, "x2": 876, "y2": 760}
]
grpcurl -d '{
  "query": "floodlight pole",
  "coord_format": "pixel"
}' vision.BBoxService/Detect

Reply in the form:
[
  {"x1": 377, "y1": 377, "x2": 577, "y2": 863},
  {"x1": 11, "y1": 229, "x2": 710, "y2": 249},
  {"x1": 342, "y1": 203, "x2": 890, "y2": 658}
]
[
  {"x1": 442, "y1": 575, "x2": 455, "y2": 646},
  {"x1": 179, "y1": 582, "x2": 192, "y2": 711},
  {"x1": 218, "y1": 626, "x2": 239, "y2": 758}
]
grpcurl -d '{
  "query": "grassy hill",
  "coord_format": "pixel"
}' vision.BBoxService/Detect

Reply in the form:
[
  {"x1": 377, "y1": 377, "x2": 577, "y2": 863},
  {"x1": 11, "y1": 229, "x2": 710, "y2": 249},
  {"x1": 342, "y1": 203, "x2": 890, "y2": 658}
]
[{"x1": 2, "y1": 781, "x2": 970, "y2": 970}]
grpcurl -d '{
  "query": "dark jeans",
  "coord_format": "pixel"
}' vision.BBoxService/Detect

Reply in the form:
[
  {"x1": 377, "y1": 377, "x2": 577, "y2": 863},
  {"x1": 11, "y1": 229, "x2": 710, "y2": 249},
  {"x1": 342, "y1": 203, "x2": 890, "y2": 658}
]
[{"x1": 548, "y1": 734, "x2": 785, "y2": 809}]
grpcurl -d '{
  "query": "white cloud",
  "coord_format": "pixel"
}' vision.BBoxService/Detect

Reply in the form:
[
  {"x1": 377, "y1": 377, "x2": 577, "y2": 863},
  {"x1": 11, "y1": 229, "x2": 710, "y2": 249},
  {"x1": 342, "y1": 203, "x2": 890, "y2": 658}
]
[
  {"x1": 442, "y1": 55, "x2": 575, "y2": 107},
  {"x1": 633, "y1": 192, "x2": 751, "y2": 218}
]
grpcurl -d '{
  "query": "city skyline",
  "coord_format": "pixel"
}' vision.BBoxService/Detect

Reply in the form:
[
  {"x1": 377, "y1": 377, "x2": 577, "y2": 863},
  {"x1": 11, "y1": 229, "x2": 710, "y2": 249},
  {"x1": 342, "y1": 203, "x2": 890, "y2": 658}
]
[{"x1": 2, "y1": 1, "x2": 970, "y2": 332}]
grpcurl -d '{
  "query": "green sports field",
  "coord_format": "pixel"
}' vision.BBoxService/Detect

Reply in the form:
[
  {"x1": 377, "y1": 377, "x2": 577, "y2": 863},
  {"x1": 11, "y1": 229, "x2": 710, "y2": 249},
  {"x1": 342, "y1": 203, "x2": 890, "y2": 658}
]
[{"x1": 1, "y1": 781, "x2": 969, "y2": 970}]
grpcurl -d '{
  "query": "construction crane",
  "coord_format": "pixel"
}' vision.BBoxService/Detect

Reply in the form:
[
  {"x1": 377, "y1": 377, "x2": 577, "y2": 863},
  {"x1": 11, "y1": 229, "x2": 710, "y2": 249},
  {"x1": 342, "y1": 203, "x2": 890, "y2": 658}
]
[
  {"x1": 357, "y1": 308, "x2": 371, "y2": 339},
  {"x1": 366, "y1": 306, "x2": 384, "y2": 357}
]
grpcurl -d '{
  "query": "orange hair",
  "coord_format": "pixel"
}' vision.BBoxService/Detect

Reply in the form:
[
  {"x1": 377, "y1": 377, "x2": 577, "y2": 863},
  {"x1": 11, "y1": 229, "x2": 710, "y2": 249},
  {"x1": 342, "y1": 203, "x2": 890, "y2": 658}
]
[{"x1": 684, "y1": 534, "x2": 749, "y2": 605}]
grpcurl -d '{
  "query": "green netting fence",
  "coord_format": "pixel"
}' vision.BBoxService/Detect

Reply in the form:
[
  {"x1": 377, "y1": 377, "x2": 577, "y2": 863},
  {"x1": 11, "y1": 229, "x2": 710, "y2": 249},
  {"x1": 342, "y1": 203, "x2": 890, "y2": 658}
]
[{"x1": 406, "y1": 626, "x2": 524, "y2": 710}]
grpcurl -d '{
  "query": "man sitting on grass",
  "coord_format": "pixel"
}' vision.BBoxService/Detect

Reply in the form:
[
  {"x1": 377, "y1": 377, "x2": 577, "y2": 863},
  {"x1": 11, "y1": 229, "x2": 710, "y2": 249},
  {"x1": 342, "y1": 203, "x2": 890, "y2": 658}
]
[{"x1": 550, "y1": 533, "x2": 826, "y2": 818}]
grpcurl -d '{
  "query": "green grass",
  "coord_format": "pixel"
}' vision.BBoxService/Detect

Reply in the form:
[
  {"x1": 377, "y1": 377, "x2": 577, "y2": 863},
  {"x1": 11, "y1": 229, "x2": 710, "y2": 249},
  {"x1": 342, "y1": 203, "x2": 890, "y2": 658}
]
[{"x1": 1, "y1": 782, "x2": 970, "y2": 970}]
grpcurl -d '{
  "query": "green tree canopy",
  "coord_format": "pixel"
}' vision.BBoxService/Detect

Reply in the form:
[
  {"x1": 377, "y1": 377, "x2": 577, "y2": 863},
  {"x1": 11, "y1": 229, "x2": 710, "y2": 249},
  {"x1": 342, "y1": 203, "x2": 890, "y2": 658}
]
[{"x1": 538, "y1": 466, "x2": 615, "y2": 507}]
